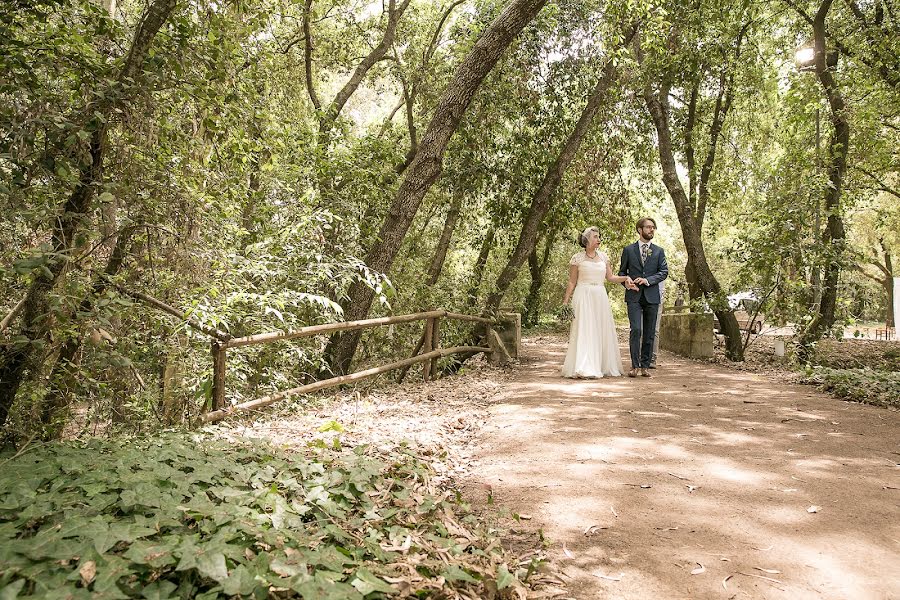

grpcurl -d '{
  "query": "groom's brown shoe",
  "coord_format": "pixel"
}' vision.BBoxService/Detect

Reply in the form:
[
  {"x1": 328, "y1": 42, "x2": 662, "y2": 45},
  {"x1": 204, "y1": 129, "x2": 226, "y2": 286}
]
[
  {"x1": 641, "y1": 368, "x2": 652, "y2": 377},
  {"x1": 628, "y1": 369, "x2": 638, "y2": 378}
]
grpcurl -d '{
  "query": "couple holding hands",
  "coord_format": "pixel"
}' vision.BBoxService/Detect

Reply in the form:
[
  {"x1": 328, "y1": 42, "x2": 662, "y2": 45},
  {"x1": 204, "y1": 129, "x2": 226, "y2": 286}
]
[{"x1": 561, "y1": 217, "x2": 668, "y2": 379}]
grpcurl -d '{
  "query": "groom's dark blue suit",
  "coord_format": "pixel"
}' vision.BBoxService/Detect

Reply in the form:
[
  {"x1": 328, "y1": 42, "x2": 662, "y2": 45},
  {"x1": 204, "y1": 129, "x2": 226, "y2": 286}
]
[{"x1": 618, "y1": 242, "x2": 668, "y2": 369}]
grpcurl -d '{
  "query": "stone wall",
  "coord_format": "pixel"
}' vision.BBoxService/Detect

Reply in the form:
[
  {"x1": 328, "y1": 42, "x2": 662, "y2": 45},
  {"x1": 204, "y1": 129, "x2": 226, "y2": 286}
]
[{"x1": 659, "y1": 311, "x2": 714, "y2": 358}]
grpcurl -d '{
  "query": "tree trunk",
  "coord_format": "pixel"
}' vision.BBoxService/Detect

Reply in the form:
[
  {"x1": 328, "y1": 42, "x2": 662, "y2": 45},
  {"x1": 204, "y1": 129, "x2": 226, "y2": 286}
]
[
  {"x1": 800, "y1": 0, "x2": 849, "y2": 347},
  {"x1": 324, "y1": 0, "x2": 548, "y2": 374},
  {"x1": 40, "y1": 226, "x2": 137, "y2": 437},
  {"x1": 681, "y1": 22, "x2": 745, "y2": 304},
  {"x1": 394, "y1": 190, "x2": 464, "y2": 383},
  {"x1": 467, "y1": 225, "x2": 496, "y2": 309},
  {"x1": 885, "y1": 276, "x2": 895, "y2": 328},
  {"x1": 524, "y1": 229, "x2": 556, "y2": 327},
  {"x1": 636, "y1": 37, "x2": 744, "y2": 361},
  {"x1": 427, "y1": 188, "x2": 463, "y2": 284},
  {"x1": 684, "y1": 258, "x2": 703, "y2": 302},
  {"x1": 0, "y1": 0, "x2": 177, "y2": 430},
  {"x1": 484, "y1": 57, "x2": 620, "y2": 315}
]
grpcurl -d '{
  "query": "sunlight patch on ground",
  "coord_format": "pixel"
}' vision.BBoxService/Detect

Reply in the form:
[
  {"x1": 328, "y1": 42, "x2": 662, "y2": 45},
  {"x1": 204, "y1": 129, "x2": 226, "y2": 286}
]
[
  {"x1": 786, "y1": 534, "x2": 900, "y2": 599},
  {"x1": 777, "y1": 409, "x2": 830, "y2": 421},
  {"x1": 630, "y1": 410, "x2": 680, "y2": 419},
  {"x1": 790, "y1": 457, "x2": 843, "y2": 474},
  {"x1": 701, "y1": 458, "x2": 766, "y2": 484}
]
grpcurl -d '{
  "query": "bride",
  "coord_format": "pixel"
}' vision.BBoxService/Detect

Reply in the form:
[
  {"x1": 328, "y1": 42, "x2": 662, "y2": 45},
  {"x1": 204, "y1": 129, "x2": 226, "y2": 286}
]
[{"x1": 561, "y1": 226, "x2": 633, "y2": 378}]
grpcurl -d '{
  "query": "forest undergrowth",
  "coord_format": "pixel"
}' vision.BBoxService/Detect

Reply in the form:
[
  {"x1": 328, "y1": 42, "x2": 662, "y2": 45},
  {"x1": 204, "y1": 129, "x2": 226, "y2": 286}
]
[{"x1": 0, "y1": 361, "x2": 559, "y2": 599}]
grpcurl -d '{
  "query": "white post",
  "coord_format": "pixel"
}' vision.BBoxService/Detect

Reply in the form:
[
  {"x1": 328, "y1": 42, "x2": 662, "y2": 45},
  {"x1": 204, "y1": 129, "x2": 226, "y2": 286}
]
[{"x1": 774, "y1": 339, "x2": 785, "y2": 357}]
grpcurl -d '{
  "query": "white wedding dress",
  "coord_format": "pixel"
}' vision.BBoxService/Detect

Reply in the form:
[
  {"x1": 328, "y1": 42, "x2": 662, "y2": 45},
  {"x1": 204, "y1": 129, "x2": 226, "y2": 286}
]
[{"x1": 561, "y1": 251, "x2": 623, "y2": 378}]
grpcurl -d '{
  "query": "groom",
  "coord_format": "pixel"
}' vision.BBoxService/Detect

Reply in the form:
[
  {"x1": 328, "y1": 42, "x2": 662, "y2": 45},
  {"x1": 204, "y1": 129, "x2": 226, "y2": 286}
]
[{"x1": 619, "y1": 217, "x2": 668, "y2": 378}]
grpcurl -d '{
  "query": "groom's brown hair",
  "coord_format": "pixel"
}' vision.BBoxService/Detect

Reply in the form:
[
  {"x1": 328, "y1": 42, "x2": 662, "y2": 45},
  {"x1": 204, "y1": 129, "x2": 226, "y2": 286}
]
[{"x1": 636, "y1": 217, "x2": 656, "y2": 231}]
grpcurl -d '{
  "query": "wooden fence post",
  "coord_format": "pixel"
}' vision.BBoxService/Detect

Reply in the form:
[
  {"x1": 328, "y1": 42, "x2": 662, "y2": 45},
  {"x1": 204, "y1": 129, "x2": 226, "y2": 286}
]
[
  {"x1": 211, "y1": 340, "x2": 227, "y2": 410},
  {"x1": 422, "y1": 317, "x2": 434, "y2": 381},
  {"x1": 430, "y1": 317, "x2": 441, "y2": 380}
]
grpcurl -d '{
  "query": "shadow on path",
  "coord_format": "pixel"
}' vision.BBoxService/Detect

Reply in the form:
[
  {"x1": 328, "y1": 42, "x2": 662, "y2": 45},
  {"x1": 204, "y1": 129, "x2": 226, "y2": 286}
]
[{"x1": 473, "y1": 335, "x2": 900, "y2": 599}]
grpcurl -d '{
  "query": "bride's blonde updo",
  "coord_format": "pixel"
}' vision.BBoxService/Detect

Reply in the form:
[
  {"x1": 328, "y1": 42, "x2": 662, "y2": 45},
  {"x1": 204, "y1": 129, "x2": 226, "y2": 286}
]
[{"x1": 578, "y1": 226, "x2": 599, "y2": 248}]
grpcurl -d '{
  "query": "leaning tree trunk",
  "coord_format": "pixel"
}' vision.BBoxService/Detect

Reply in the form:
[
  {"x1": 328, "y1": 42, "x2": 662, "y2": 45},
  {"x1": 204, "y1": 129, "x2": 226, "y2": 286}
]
[
  {"x1": 324, "y1": 0, "x2": 548, "y2": 375},
  {"x1": 395, "y1": 190, "x2": 464, "y2": 382},
  {"x1": 0, "y1": 0, "x2": 178, "y2": 430},
  {"x1": 523, "y1": 229, "x2": 557, "y2": 327},
  {"x1": 884, "y1": 246, "x2": 894, "y2": 327},
  {"x1": 885, "y1": 274, "x2": 895, "y2": 328},
  {"x1": 639, "y1": 76, "x2": 744, "y2": 360},
  {"x1": 684, "y1": 259, "x2": 703, "y2": 302},
  {"x1": 467, "y1": 225, "x2": 496, "y2": 310},
  {"x1": 41, "y1": 226, "x2": 137, "y2": 437},
  {"x1": 484, "y1": 56, "x2": 622, "y2": 316},
  {"x1": 426, "y1": 188, "x2": 463, "y2": 283},
  {"x1": 634, "y1": 23, "x2": 745, "y2": 360},
  {"x1": 800, "y1": 0, "x2": 849, "y2": 348}
]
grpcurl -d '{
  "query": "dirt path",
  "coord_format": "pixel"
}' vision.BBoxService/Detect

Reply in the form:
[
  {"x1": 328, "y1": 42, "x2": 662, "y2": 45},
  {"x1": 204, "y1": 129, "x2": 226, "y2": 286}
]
[{"x1": 473, "y1": 334, "x2": 900, "y2": 599}]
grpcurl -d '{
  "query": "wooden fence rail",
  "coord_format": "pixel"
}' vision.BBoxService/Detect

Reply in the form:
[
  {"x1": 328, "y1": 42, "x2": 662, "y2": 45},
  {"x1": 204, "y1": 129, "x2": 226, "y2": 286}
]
[{"x1": 205, "y1": 309, "x2": 503, "y2": 423}]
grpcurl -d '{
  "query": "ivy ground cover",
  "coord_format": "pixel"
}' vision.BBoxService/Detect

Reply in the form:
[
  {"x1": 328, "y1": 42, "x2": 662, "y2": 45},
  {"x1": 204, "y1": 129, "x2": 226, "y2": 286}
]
[{"x1": 0, "y1": 434, "x2": 527, "y2": 599}]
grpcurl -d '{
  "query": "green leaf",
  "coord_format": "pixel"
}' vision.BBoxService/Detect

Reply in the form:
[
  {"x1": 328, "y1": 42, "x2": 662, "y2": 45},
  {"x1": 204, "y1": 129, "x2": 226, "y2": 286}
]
[
  {"x1": 140, "y1": 580, "x2": 177, "y2": 600},
  {"x1": 317, "y1": 420, "x2": 344, "y2": 433},
  {"x1": 496, "y1": 564, "x2": 516, "y2": 590},
  {"x1": 442, "y1": 565, "x2": 478, "y2": 583},
  {"x1": 196, "y1": 551, "x2": 228, "y2": 583},
  {"x1": 221, "y1": 564, "x2": 260, "y2": 596},
  {"x1": 0, "y1": 580, "x2": 26, "y2": 600},
  {"x1": 350, "y1": 568, "x2": 394, "y2": 595},
  {"x1": 291, "y1": 574, "x2": 362, "y2": 600}
]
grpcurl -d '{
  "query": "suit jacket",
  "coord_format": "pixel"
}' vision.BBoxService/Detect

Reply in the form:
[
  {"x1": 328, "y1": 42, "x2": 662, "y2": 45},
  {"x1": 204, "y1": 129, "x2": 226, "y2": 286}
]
[{"x1": 618, "y1": 241, "x2": 669, "y2": 304}]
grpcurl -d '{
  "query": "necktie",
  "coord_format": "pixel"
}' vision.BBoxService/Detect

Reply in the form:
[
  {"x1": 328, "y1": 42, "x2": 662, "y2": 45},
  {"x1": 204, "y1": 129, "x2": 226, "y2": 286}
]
[{"x1": 641, "y1": 243, "x2": 650, "y2": 265}]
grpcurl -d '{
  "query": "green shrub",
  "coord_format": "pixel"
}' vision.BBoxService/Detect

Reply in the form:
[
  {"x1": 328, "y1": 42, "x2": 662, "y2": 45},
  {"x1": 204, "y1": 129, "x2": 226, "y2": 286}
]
[{"x1": 802, "y1": 367, "x2": 900, "y2": 409}]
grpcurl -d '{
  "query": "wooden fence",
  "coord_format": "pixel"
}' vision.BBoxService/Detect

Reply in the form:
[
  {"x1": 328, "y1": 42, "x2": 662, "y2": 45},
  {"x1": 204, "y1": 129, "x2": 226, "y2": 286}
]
[
  {"x1": 2, "y1": 282, "x2": 511, "y2": 424},
  {"x1": 202, "y1": 309, "x2": 502, "y2": 424}
]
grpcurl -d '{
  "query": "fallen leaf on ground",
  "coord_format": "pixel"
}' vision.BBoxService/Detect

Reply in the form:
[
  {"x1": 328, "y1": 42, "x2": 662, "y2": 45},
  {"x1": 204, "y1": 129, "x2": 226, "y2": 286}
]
[
  {"x1": 654, "y1": 526, "x2": 679, "y2": 531},
  {"x1": 79, "y1": 561, "x2": 96, "y2": 586},
  {"x1": 686, "y1": 485, "x2": 698, "y2": 492},
  {"x1": 610, "y1": 506, "x2": 618, "y2": 518},
  {"x1": 723, "y1": 575, "x2": 733, "y2": 589},
  {"x1": 594, "y1": 572, "x2": 624, "y2": 581},
  {"x1": 755, "y1": 567, "x2": 781, "y2": 574},
  {"x1": 668, "y1": 472, "x2": 688, "y2": 480},
  {"x1": 691, "y1": 564, "x2": 706, "y2": 575},
  {"x1": 739, "y1": 571, "x2": 785, "y2": 585},
  {"x1": 752, "y1": 545, "x2": 774, "y2": 551},
  {"x1": 562, "y1": 543, "x2": 574, "y2": 559},
  {"x1": 583, "y1": 524, "x2": 606, "y2": 536},
  {"x1": 807, "y1": 505, "x2": 820, "y2": 513}
]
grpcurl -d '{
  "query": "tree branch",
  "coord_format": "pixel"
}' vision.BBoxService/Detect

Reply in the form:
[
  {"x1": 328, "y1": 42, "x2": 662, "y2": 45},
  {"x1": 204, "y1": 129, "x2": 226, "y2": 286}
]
[
  {"x1": 850, "y1": 165, "x2": 900, "y2": 200},
  {"x1": 319, "y1": 0, "x2": 413, "y2": 136},
  {"x1": 303, "y1": 0, "x2": 321, "y2": 111}
]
